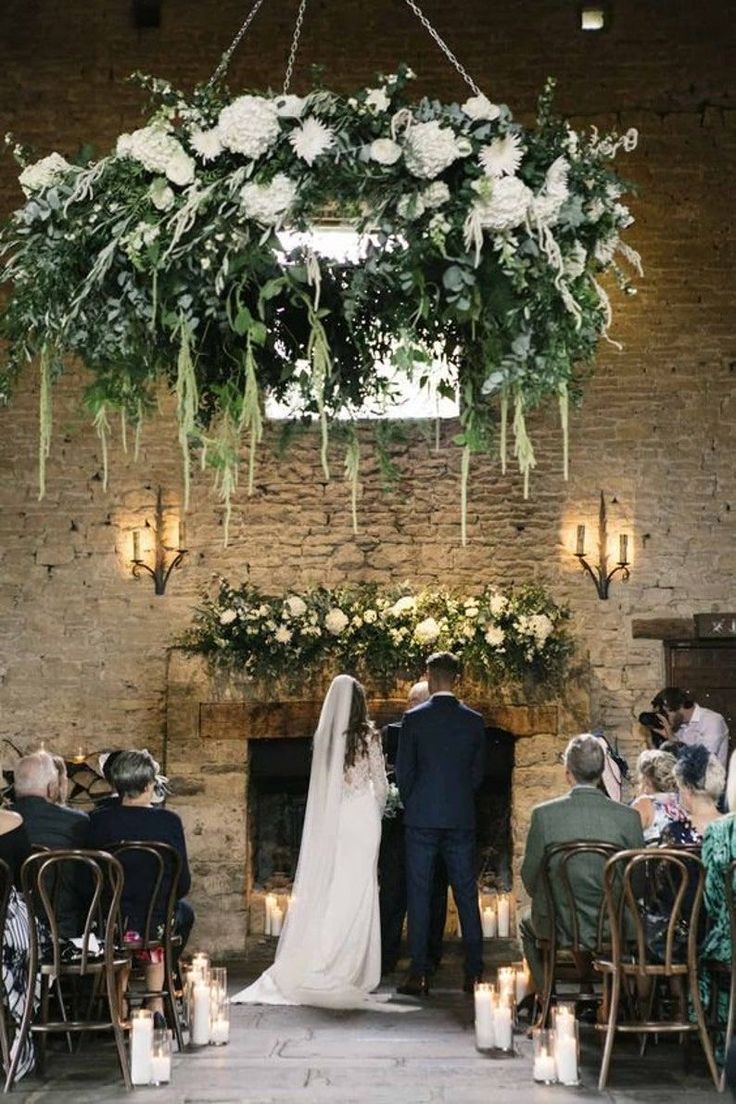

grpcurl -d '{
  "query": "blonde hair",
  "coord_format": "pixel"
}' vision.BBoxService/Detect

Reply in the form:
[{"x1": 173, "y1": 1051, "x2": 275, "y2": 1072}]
[
  {"x1": 726, "y1": 750, "x2": 736, "y2": 814},
  {"x1": 636, "y1": 749, "x2": 677, "y2": 795}
]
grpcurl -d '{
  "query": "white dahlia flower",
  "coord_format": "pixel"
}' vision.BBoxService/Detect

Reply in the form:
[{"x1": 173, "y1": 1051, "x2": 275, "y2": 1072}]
[
  {"x1": 289, "y1": 117, "x2": 335, "y2": 165},
  {"x1": 240, "y1": 173, "x2": 297, "y2": 226},
  {"x1": 285, "y1": 594, "x2": 307, "y2": 617},
  {"x1": 218, "y1": 95, "x2": 280, "y2": 158},
  {"x1": 18, "y1": 152, "x2": 72, "y2": 196},
  {"x1": 404, "y1": 120, "x2": 467, "y2": 180},
  {"x1": 274, "y1": 625, "x2": 293, "y2": 645},
  {"x1": 484, "y1": 625, "x2": 506, "y2": 648},
  {"x1": 190, "y1": 128, "x2": 223, "y2": 162},
  {"x1": 478, "y1": 132, "x2": 524, "y2": 178},
  {"x1": 370, "y1": 138, "x2": 402, "y2": 165},
  {"x1": 461, "y1": 94, "x2": 501, "y2": 122},
  {"x1": 414, "y1": 617, "x2": 440, "y2": 645},
  {"x1": 325, "y1": 607, "x2": 349, "y2": 635}
]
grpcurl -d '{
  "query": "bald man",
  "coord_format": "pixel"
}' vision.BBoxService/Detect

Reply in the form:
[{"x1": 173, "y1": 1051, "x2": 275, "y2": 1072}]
[{"x1": 379, "y1": 681, "x2": 448, "y2": 976}]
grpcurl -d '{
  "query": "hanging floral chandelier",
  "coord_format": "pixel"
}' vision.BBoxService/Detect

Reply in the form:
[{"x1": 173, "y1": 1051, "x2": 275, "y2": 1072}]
[{"x1": 0, "y1": 0, "x2": 640, "y2": 543}]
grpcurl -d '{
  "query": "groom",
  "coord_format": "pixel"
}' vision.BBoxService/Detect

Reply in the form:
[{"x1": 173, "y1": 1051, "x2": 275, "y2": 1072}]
[{"x1": 396, "y1": 651, "x2": 485, "y2": 995}]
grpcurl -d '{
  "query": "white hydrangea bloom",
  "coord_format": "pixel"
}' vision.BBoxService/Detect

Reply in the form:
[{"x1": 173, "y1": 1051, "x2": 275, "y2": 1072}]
[
  {"x1": 165, "y1": 149, "x2": 195, "y2": 186},
  {"x1": 390, "y1": 596, "x2": 416, "y2": 616},
  {"x1": 369, "y1": 138, "x2": 402, "y2": 165},
  {"x1": 422, "y1": 181, "x2": 451, "y2": 208},
  {"x1": 461, "y1": 94, "x2": 501, "y2": 122},
  {"x1": 289, "y1": 117, "x2": 335, "y2": 165},
  {"x1": 219, "y1": 608, "x2": 237, "y2": 625},
  {"x1": 18, "y1": 152, "x2": 72, "y2": 196},
  {"x1": 414, "y1": 617, "x2": 440, "y2": 645},
  {"x1": 240, "y1": 173, "x2": 298, "y2": 226},
  {"x1": 274, "y1": 94, "x2": 307, "y2": 118},
  {"x1": 488, "y1": 592, "x2": 508, "y2": 616},
  {"x1": 217, "y1": 95, "x2": 280, "y2": 158},
  {"x1": 365, "y1": 88, "x2": 391, "y2": 113},
  {"x1": 285, "y1": 594, "x2": 307, "y2": 617},
  {"x1": 325, "y1": 608, "x2": 349, "y2": 635},
  {"x1": 190, "y1": 128, "x2": 223, "y2": 162},
  {"x1": 149, "y1": 178, "x2": 175, "y2": 211},
  {"x1": 484, "y1": 625, "x2": 506, "y2": 648},
  {"x1": 471, "y1": 175, "x2": 532, "y2": 231},
  {"x1": 478, "y1": 133, "x2": 524, "y2": 178},
  {"x1": 117, "y1": 125, "x2": 183, "y2": 174},
  {"x1": 528, "y1": 613, "x2": 554, "y2": 643},
  {"x1": 404, "y1": 120, "x2": 467, "y2": 180}
]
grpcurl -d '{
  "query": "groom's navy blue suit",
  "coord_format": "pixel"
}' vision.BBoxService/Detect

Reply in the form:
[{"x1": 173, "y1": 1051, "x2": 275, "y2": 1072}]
[{"x1": 396, "y1": 693, "x2": 485, "y2": 979}]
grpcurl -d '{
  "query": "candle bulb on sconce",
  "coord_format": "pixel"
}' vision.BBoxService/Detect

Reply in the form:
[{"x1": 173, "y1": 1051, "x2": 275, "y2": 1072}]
[
  {"x1": 130, "y1": 487, "x2": 189, "y2": 596},
  {"x1": 573, "y1": 491, "x2": 631, "y2": 600}
]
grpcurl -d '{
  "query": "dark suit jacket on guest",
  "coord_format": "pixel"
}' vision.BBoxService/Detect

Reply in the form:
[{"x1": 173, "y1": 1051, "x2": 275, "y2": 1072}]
[
  {"x1": 521, "y1": 785, "x2": 644, "y2": 945},
  {"x1": 396, "y1": 695, "x2": 485, "y2": 829}
]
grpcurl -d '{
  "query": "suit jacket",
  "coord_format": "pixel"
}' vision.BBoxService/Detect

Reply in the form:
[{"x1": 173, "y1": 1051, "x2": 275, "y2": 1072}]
[
  {"x1": 396, "y1": 695, "x2": 485, "y2": 830},
  {"x1": 12, "y1": 796, "x2": 90, "y2": 937},
  {"x1": 521, "y1": 786, "x2": 644, "y2": 945}
]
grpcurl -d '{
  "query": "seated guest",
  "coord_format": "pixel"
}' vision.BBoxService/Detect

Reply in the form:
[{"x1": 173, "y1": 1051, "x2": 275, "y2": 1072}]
[
  {"x1": 631, "y1": 749, "x2": 683, "y2": 844},
  {"x1": 520, "y1": 733, "x2": 644, "y2": 991},
  {"x1": 11, "y1": 751, "x2": 90, "y2": 936},
  {"x1": 0, "y1": 781, "x2": 37, "y2": 1080},
  {"x1": 88, "y1": 750, "x2": 194, "y2": 1006},
  {"x1": 660, "y1": 744, "x2": 725, "y2": 848}
]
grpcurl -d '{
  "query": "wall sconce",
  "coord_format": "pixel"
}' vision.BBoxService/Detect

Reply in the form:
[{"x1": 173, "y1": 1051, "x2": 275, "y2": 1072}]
[
  {"x1": 131, "y1": 486, "x2": 188, "y2": 596},
  {"x1": 579, "y1": 4, "x2": 609, "y2": 31},
  {"x1": 574, "y1": 491, "x2": 630, "y2": 599}
]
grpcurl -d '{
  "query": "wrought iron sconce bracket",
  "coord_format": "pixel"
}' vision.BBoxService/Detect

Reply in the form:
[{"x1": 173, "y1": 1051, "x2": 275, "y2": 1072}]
[
  {"x1": 574, "y1": 491, "x2": 630, "y2": 600},
  {"x1": 131, "y1": 486, "x2": 188, "y2": 596}
]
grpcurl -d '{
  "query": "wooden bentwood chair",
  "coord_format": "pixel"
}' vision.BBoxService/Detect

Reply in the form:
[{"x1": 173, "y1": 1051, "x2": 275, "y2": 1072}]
[
  {"x1": 593, "y1": 848, "x2": 719, "y2": 1092},
  {"x1": 5, "y1": 850, "x2": 131, "y2": 1093}
]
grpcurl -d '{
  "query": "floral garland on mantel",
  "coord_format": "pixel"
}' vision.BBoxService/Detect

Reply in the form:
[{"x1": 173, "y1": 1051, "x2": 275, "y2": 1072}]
[
  {"x1": 180, "y1": 579, "x2": 572, "y2": 690},
  {"x1": 0, "y1": 66, "x2": 640, "y2": 542}
]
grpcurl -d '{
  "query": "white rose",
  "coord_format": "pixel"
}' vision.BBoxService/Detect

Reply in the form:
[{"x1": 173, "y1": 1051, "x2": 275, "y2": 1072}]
[
  {"x1": 325, "y1": 608, "x2": 349, "y2": 635},
  {"x1": 369, "y1": 138, "x2": 402, "y2": 165},
  {"x1": 274, "y1": 625, "x2": 293, "y2": 644},
  {"x1": 484, "y1": 625, "x2": 506, "y2": 648},
  {"x1": 274, "y1": 94, "x2": 306, "y2": 118},
  {"x1": 285, "y1": 595, "x2": 307, "y2": 617},
  {"x1": 461, "y1": 94, "x2": 501, "y2": 122},
  {"x1": 488, "y1": 593, "x2": 508, "y2": 616},
  {"x1": 365, "y1": 88, "x2": 391, "y2": 113},
  {"x1": 218, "y1": 95, "x2": 280, "y2": 158},
  {"x1": 414, "y1": 617, "x2": 440, "y2": 645},
  {"x1": 219, "y1": 609, "x2": 237, "y2": 625},
  {"x1": 363, "y1": 608, "x2": 378, "y2": 624},
  {"x1": 390, "y1": 596, "x2": 416, "y2": 616}
]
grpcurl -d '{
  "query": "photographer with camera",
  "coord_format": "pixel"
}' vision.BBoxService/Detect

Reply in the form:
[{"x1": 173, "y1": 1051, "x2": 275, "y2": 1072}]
[{"x1": 639, "y1": 687, "x2": 729, "y2": 768}]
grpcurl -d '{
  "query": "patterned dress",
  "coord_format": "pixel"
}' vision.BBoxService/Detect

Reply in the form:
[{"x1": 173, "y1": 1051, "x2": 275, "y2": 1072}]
[{"x1": 698, "y1": 815, "x2": 736, "y2": 1060}]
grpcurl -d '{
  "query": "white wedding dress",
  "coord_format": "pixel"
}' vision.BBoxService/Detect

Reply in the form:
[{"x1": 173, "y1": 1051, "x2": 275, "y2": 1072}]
[{"x1": 232, "y1": 675, "x2": 415, "y2": 1011}]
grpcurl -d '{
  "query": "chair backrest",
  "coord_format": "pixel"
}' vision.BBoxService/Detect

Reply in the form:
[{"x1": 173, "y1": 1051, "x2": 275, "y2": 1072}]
[
  {"x1": 106, "y1": 840, "x2": 182, "y2": 947},
  {"x1": 0, "y1": 858, "x2": 14, "y2": 958},
  {"x1": 720, "y1": 857, "x2": 736, "y2": 958},
  {"x1": 20, "y1": 849, "x2": 124, "y2": 975},
  {"x1": 541, "y1": 840, "x2": 620, "y2": 953},
  {"x1": 603, "y1": 847, "x2": 705, "y2": 972}
]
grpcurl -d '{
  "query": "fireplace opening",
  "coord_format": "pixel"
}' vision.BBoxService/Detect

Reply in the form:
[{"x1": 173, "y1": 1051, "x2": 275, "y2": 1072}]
[{"x1": 248, "y1": 725, "x2": 514, "y2": 895}]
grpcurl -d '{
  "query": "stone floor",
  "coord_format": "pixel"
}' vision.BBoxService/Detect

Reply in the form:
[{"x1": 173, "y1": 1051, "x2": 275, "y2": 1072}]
[{"x1": 4, "y1": 943, "x2": 722, "y2": 1102}]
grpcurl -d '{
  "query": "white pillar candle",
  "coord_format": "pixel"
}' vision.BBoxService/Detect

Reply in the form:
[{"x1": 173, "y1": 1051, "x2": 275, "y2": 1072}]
[
  {"x1": 150, "y1": 1053, "x2": 171, "y2": 1084},
  {"x1": 474, "y1": 984, "x2": 495, "y2": 1049},
  {"x1": 515, "y1": 961, "x2": 531, "y2": 1004},
  {"x1": 497, "y1": 967, "x2": 515, "y2": 1006},
  {"x1": 270, "y1": 905, "x2": 284, "y2": 937},
  {"x1": 555, "y1": 1033, "x2": 579, "y2": 1084},
  {"x1": 497, "y1": 894, "x2": 510, "y2": 937},
  {"x1": 210, "y1": 1016, "x2": 230, "y2": 1045},
  {"x1": 265, "y1": 894, "x2": 277, "y2": 936},
  {"x1": 190, "y1": 982, "x2": 211, "y2": 1046},
  {"x1": 130, "y1": 1010, "x2": 153, "y2": 1086},
  {"x1": 481, "y1": 906, "x2": 497, "y2": 938},
  {"x1": 533, "y1": 1047, "x2": 557, "y2": 1083},
  {"x1": 492, "y1": 1001, "x2": 513, "y2": 1051}
]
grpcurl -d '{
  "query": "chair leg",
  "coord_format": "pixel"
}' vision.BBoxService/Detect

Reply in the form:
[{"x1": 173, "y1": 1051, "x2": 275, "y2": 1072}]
[
  {"x1": 689, "y1": 964, "x2": 720, "y2": 1091},
  {"x1": 0, "y1": 995, "x2": 10, "y2": 1072},
  {"x1": 720, "y1": 969, "x2": 736, "y2": 1094},
  {"x1": 35, "y1": 975, "x2": 50, "y2": 1079},
  {"x1": 106, "y1": 965, "x2": 132, "y2": 1092},
  {"x1": 538, "y1": 948, "x2": 554, "y2": 1029},
  {"x1": 598, "y1": 970, "x2": 621, "y2": 1091},
  {"x1": 4, "y1": 948, "x2": 37, "y2": 1094}
]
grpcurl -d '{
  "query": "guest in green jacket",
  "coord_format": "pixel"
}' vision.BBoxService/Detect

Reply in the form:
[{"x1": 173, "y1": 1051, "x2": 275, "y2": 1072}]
[{"x1": 520, "y1": 733, "x2": 645, "y2": 991}]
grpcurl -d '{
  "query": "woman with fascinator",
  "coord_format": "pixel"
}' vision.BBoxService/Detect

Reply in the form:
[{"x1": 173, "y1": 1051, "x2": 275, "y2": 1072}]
[
  {"x1": 232, "y1": 675, "x2": 415, "y2": 1011},
  {"x1": 660, "y1": 744, "x2": 725, "y2": 848}
]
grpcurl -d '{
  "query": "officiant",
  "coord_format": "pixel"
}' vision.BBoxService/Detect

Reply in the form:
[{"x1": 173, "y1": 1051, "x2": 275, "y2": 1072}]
[{"x1": 379, "y1": 680, "x2": 448, "y2": 976}]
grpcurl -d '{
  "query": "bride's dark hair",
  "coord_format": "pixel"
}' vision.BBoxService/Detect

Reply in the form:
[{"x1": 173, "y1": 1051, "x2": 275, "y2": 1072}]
[{"x1": 344, "y1": 679, "x2": 373, "y2": 769}]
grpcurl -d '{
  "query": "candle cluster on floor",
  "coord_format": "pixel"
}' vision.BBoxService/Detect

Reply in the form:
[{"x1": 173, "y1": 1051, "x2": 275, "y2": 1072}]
[
  {"x1": 264, "y1": 892, "x2": 291, "y2": 937},
  {"x1": 184, "y1": 953, "x2": 231, "y2": 1048},
  {"x1": 130, "y1": 1009, "x2": 172, "y2": 1087},
  {"x1": 479, "y1": 892, "x2": 512, "y2": 939},
  {"x1": 531, "y1": 1004, "x2": 580, "y2": 1085}
]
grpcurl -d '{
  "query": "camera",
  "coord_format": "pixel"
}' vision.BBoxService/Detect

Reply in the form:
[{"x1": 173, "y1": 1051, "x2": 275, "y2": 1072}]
[{"x1": 638, "y1": 711, "x2": 665, "y2": 731}]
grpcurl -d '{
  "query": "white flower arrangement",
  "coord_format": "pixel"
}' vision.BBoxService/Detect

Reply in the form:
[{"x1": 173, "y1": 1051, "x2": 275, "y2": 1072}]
[
  {"x1": 478, "y1": 133, "x2": 524, "y2": 178},
  {"x1": 18, "y1": 152, "x2": 73, "y2": 196},
  {"x1": 217, "y1": 94, "x2": 280, "y2": 158},
  {"x1": 289, "y1": 117, "x2": 335, "y2": 165}
]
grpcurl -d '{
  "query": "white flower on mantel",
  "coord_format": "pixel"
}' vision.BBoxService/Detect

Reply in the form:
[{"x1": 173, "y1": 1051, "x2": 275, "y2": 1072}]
[
  {"x1": 461, "y1": 93, "x2": 501, "y2": 122},
  {"x1": 217, "y1": 95, "x2": 280, "y2": 158},
  {"x1": 18, "y1": 152, "x2": 72, "y2": 196},
  {"x1": 363, "y1": 608, "x2": 378, "y2": 624},
  {"x1": 285, "y1": 594, "x2": 308, "y2": 617},
  {"x1": 478, "y1": 133, "x2": 524, "y2": 178},
  {"x1": 274, "y1": 94, "x2": 307, "y2": 119},
  {"x1": 240, "y1": 173, "x2": 298, "y2": 227},
  {"x1": 528, "y1": 613, "x2": 554, "y2": 644},
  {"x1": 414, "y1": 617, "x2": 440, "y2": 645},
  {"x1": 325, "y1": 607, "x2": 349, "y2": 635},
  {"x1": 488, "y1": 591, "x2": 508, "y2": 616},
  {"x1": 369, "y1": 138, "x2": 402, "y2": 165},
  {"x1": 404, "y1": 120, "x2": 469, "y2": 180},
  {"x1": 274, "y1": 625, "x2": 293, "y2": 645},
  {"x1": 289, "y1": 117, "x2": 335, "y2": 165},
  {"x1": 484, "y1": 625, "x2": 506, "y2": 648},
  {"x1": 422, "y1": 181, "x2": 451, "y2": 208},
  {"x1": 390, "y1": 595, "x2": 416, "y2": 617},
  {"x1": 365, "y1": 87, "x2": 391, "y2": 113},
  {"x1": 190, "y1": 127, "x2": 223, "y2": 163},
  {"x1": 219, "y1": 608, "x2": 237, "y2": 625}
]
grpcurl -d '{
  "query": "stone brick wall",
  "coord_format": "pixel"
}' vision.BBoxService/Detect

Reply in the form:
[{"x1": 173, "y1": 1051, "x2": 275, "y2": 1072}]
[{"x1": 0, "y1": 0, "x2": 734, "y2": 933}]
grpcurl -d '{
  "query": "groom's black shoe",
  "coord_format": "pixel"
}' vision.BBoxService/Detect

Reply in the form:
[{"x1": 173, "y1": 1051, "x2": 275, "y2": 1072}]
[
  {"x1": 397, "y1": 973, "x2": 430, "y2": 997},
  {"x1": 462, "y1": 973, "x2": 484, "y2": 994}
]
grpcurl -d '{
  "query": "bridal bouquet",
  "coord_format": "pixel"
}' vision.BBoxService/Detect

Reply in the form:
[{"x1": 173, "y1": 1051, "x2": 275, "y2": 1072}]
[
  {"x1": 181, "y1": 578, "x2": 571, "y2": 689},
  {"x1": 383, "y1": 783, "x2": 404, "y2": 820}
]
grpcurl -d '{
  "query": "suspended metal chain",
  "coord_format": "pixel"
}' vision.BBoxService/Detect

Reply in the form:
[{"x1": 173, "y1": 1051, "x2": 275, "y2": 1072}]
[
  {"x1": 400, "y1": 0, "x2": 483, "y2": 96},
  {"x1": 283, "y1": 0, "x2": 310, "y2": 93},
  {"x1": 207, "y1": 0, "x2": 270, "y2": 87}
]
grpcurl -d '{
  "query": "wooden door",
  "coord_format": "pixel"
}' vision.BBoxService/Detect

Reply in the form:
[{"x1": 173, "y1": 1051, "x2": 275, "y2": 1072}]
[{"x1": 665, "y1": 641, "x2": 736, "y2": 751}]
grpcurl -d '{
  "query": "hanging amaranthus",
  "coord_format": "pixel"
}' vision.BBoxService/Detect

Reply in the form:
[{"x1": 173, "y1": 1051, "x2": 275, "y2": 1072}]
[
  {"x1": 175, "y1": 318, "x2": 198, "y2": 511},
  {"x1": 344, "y1": 429, "x2": 361, "y2": 535},
  {"x1": 37, "y1": 348, "x2": 52, "y2": 500},
  {"x1": 240, "y1": 336, "x2": 263, "y2": 496}
]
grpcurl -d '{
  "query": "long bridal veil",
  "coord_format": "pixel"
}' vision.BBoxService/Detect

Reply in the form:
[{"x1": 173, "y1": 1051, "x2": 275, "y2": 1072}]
[{"x1": 232, "y1": 674, "x2": 414, "y2": 1010}]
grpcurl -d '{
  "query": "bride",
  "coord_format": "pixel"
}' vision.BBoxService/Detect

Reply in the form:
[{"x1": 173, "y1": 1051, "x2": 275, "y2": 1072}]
[{"x1": 232, "y1": 674, "x2": 414, "y2": 1010}]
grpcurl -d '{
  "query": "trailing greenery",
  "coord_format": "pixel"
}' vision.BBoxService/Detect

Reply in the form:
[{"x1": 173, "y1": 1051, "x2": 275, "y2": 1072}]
[
  {"x1": 180, "y1": 578, "x2": 572, "y2": 690},
  {"x1": 0, "y1": 67, "x2": 639, "y2": 539}
]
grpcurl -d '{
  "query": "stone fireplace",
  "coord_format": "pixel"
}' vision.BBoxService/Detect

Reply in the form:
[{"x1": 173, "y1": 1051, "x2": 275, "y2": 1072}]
[{"x1": 165, "y1": 650, "x2": 570, "y2": 956}]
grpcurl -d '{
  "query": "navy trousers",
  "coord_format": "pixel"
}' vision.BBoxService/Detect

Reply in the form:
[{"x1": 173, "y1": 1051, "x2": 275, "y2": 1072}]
[
  {"x1": 405, "y1": 825, "x2": 483, "y2": 977},
  {"x1": 379, "y1": 817, "x2": 448, "y2": 973}
]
